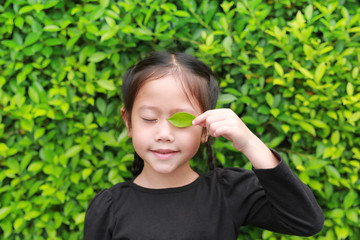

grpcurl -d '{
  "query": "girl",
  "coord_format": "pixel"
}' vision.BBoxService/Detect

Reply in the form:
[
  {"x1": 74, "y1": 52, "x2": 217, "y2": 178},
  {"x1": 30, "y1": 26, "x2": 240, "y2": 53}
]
[{"x1": 84, "y1": 52, "x2": 324, "y2": 239}]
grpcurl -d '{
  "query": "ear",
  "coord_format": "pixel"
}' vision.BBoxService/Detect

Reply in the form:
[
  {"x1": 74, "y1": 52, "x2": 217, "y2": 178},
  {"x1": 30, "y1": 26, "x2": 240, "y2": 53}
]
[
  {"x1": 200, "y1": 129, "x2": 208, "y2": 143},
  {"x1": 121, "y1": 107, "x2": 132, "y2": 138}
]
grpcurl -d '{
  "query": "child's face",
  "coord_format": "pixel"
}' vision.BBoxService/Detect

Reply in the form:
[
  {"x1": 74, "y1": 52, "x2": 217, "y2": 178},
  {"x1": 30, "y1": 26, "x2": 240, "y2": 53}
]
[{"x1": 124, "y1": 75, "x2": 205, "y2": 175}]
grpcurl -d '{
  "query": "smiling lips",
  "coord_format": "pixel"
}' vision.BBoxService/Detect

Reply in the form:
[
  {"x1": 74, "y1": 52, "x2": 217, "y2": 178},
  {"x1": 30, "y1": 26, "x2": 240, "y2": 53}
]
[{"x1": 151, "y1": 149, "x2": 179, "y2": 160}]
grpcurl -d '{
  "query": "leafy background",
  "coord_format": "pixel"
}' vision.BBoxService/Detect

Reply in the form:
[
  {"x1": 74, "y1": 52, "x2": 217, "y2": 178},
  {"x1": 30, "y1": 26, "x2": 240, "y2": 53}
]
[{"x1": 0, "y1": 0, "x2": 359, "y2": 239}]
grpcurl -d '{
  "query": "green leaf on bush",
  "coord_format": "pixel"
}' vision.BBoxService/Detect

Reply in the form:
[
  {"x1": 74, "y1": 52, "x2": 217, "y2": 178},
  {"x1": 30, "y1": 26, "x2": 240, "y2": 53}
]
[
  {"x1": 331, "y1": 131, "x2": 340, "y2": 145},
  {"x1": 28, "y1": 162, "x2": 43, "y2": 172},
  {"x1": 167, "y1": 112, "x2": 196, "y2": 128},
  {"x1": 24, "y1": 33, "x2": 41, "y2": 46},
  {"x1": 217, "y1": 94, "x2": 237, "y2": 105},
  {"x1": 174, "y1": 10, "x2": 190, "y2": 17},
  {"x1": 43, "y1": 25, "x2": 61, "y2": 32},
  {"x1": 299, "y1": 122, "x2": 316, "y2": 136},
  {"x1": 97, "y1": 80, "x2": 116, "y2": 91},
  {"x1": 0, "y1": 207, "x2": 12, "y2": 221},
  {"x1": 274, "y1": 62, "x2": 284, "y2": 77},
  {"x1": 65, "y1": 145, "x2": 82, "y2": 158},
  {"x1": 343, "y1": 191, "x2": 357, "y2": 209},
  {"x1": 265, "y1": 92, "x2": 274, "y2": 107},
  {"x1": 223, "y1": 36, "x2": 233, "y2": 53},
  {"x1": 14, "y1": 218, "x2": 23, "y2": 231},
  {"x1": 89, "y1": 52, "x2": 107, "y2": 62},
  {"x1": 346, "y1": 209, "x2": 358, "y2": 223},
  {"x1": 315, "y1": 62, "x2": 326, "y2": 83},
  {"x1": 304, "y1": 5, "x2": 313, "y2": 21},
  {"x1": 346, "y1": 82, "x2": 354, "y2": 96}
]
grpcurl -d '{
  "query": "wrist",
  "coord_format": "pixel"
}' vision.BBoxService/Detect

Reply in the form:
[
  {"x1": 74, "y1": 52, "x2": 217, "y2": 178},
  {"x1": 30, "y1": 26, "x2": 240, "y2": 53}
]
[{"x1": 241, "y1": 136, "x2": 280, "y2": 169}]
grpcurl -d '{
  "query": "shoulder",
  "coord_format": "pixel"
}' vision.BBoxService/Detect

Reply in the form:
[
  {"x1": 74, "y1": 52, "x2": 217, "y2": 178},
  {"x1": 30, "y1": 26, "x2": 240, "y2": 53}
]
[
  {"x1": 87, "y1": 182, "x2": 132, "y2": 210},
  {"x1": 203, "y1": 167, "x2": 259, "y2": 190}
]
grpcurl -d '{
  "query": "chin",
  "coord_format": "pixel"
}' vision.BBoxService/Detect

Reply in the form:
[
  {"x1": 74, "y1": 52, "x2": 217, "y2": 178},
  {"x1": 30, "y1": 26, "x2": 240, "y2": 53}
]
[
  {"x1": 152, "y1": 166, "x2": 176, "y2": 174},
  {"x1": 148, "y1": 162, "x2": 180, "y2": 174}
]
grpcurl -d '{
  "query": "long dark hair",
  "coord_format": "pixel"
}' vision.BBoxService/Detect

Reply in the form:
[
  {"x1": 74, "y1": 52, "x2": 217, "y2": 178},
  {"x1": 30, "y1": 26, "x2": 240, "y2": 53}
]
[{"x1": 121, "y1": 52, "x2": 219, "y2": 176}]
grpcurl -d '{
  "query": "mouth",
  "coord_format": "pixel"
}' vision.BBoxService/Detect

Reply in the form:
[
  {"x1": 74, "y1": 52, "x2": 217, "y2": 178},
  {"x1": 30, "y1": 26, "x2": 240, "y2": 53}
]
[{"x1": 151, "y1": 149, "x2": 179, "y2": 160}]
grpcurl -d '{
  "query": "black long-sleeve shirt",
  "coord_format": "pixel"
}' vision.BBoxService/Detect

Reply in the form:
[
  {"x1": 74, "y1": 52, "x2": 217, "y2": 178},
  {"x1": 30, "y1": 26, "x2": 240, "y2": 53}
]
[{"x1": 84, "y1": 151, "x2": 324, "y2": 239}]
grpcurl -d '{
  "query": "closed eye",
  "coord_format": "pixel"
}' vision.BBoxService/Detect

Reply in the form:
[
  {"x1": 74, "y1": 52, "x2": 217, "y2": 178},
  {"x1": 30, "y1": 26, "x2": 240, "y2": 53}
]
[{"x1": 142, "y1": 118, "x2": 157, "y2": 123}]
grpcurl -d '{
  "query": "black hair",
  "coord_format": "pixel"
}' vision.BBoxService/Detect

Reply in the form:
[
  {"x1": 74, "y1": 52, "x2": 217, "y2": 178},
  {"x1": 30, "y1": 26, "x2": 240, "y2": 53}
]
[{"x1": 121, "y1": 51, "x2": 219, "y2": 176}]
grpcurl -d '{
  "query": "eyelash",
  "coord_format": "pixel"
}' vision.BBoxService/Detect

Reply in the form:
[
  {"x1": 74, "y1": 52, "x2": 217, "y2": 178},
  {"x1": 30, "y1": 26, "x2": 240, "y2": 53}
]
[{"x1": 142, "y1": 118, "x2": 157, "y2": 123}]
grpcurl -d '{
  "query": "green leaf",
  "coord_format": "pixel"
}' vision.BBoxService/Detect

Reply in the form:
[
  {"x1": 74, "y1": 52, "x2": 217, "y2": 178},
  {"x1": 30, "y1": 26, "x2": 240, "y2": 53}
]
[
  {"x1": 100, "y1": 0, "x2": 110, "y2": 7},
  {"x1": 24, "y1": 33, "x2": 41, "y2": 46},
  {"x1": 96, "y1": 98, "x2": 106, "y2": 114},
  {"x1": 326, "y1": 165, "x2": 340, "y2": 180},
  {"x1": 100, "y1": 31, "x2": 116, "y2": 42},
  {"x1": 268, "y1": 135, "x2": 285, "y2": 148},
  {"x1": 92, "y1": 169, "x2": 104, "y2": 184},
  {"x1": 105, "y1": 16, "x2": 116, "y2": 28},
  {"x1": 84, "y1": 113, "x2": 93, "y2": 126},
  {"x1": 346, "y1": 209, "x2": 358, "y2": 222},
  {"x1": 352, "y1": 67, "x2": 359, "y2": 79},
  {"x1": 24, "y1": 211, "x2": 41, "y2": 220},
  {"x1": 14, "y1": 218, "x2": 24, "y2": 231},
  {"x1": 304, "y1": 5, "x2": 313, "y2": 22},
  {"x1": 299, "y1": 122, "x2": 316, "y2": 136},
  {"x1": 346, "y1": 82, "x2": 354, "y2": 96},
  {"x1": 28, "y1": 87, "x2": 39, "y2": 103},
  {"x1": 308, "y1": 119, "x2": 329, "y2": 129},
  {"x1": 65, "y1": 145, "x2": 82, "y2": 158},
  {"x1": 0, "y1": 143, "x2": 9, "y2": 156},
  {"x1": 223, "y1": 36, "x2": 233, "y2": 54},
  {"x1": 329, "y1": 209, "x2": 345, "y2": 219},
  {"x1": 0, "y1": 207, "x2": 12, "y2": 221},
  {"x1": 265, "y1": 92, "x2": 274, "y2": 107},
  {"x1": 74, "y1": 212, "x2": 85, "y2": 225},
  {"x1": 174, "y1": 10, "x2": 190, "y2": 17},
  {"x1": 0, "y1": 219, "x2": 12, "y2": 238},
  {"x1": 82, "y1": 168, "x2": 92, "y2": 179},
  {"x1": 97, "y1": 80, "x2": 116, "y2": 91},
  {"x1": 167, "y1": 112, "x2": 196, "y2": 128},
  {"x1": 331, "y1": 131, "x2": 340, "y2": 145},
  {"x1": 314, "y1": 62, "x2": 326, "y2": 83},
  {"x1": 299, "y1": 67, "x2": 313, "y2": 79},
  {"x1": 217, "y1": 94, "x2": 237, "y2": 105},
  {"x1": 18, "y1": 6, "x2": 33, "y2": 15},
  {"x1": 89, "y1": 52, "x2": 107, "y2": 62},
  {"x1": 28, "y1": 162, "x2": 43, "y2": 172},
  {"x1": 343, "y1": 190, "x2": 357, "y2": 209},
  {"x1": 43, "y1": 25, "x2": 61, "y2": 32},
  {"x1": 274, "y1": 62, "x2": 284, "y2": 77},
  {"x1": 21, "y1": 119, "x2": 34, "y2": 132}
]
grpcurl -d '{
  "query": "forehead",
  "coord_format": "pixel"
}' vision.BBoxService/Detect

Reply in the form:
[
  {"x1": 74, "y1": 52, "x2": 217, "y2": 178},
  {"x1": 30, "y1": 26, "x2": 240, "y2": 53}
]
[{"x1": 134, "y1": 75, "x2": 202, "y2": 113}]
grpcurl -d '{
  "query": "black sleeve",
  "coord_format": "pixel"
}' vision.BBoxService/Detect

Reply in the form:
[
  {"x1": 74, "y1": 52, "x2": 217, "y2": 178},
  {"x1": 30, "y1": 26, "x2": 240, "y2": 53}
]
[
  {"x1": 220, "y1": 150, "x2": 324, "y2": 237},
  {"x1": 84, "y1": 189, "x2": 113, "y2": 240}
]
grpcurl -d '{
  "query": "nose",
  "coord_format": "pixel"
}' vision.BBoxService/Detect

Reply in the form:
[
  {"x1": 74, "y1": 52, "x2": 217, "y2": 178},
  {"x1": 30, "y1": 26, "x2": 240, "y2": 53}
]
[{"x1": 155, "y1": 119, "x2": 175, "y2": 142}]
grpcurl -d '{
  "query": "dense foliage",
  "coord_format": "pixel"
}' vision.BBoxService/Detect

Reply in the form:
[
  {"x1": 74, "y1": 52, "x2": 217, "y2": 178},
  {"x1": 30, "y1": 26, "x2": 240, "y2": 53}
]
[{"x1": 0, "y1": 0, "x2": 359, "y2": 239}]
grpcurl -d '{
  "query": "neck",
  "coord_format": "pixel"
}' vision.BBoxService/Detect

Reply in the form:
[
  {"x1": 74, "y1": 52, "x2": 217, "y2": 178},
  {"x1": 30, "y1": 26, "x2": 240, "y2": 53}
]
[{"x1": 133, "y1": 166, "x2": 199, "y2": 189}]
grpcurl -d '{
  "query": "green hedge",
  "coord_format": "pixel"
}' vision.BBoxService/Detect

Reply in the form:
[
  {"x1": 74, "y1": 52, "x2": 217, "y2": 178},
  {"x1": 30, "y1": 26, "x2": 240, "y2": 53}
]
[{"x1": 0, "y1": 0, "x2": 359, "y2": 239}]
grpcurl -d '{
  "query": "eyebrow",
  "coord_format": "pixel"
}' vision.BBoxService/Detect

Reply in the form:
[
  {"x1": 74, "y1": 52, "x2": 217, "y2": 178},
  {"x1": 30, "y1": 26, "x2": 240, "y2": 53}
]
[
  {"x1": 139, "y1": 105, "x2": 195, "y2": 114},
  {"x1": 139, "y1": 105, "x2": 160, "y2": 112}
]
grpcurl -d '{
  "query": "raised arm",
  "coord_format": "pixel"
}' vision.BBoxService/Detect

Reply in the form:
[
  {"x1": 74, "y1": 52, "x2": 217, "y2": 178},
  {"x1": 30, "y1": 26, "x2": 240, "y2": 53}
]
[{"x1": 193, "y1": 108, "x2": 279, "y2": 169}]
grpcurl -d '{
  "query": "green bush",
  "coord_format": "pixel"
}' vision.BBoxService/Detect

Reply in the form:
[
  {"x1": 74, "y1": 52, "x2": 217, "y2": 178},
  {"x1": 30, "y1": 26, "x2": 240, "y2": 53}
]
[{"x1": 0, "y1": 0, "x2": 359, "y2": 239}]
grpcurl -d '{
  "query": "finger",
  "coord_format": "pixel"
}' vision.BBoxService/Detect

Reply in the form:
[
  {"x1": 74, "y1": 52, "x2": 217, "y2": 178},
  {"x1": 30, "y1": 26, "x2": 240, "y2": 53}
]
[
  {"x1": 194, "y1": 109, "x2": 230, "y2": 126},
  {"x1": 207, "y1": 120, "x2": 228, "y2": 138},
  {"x1": 192, "y1": 110, "x2": 214, "y2": 126}
]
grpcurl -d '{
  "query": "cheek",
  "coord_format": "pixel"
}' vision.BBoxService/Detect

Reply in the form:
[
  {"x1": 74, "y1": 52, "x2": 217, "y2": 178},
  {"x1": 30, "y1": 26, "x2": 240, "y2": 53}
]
[
  {"x1": 180, "y1": 128, "x2": 203, "y2": 148},
  {"x1": 130, "y1": 124, "x2": 150, "y2": 149}
]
